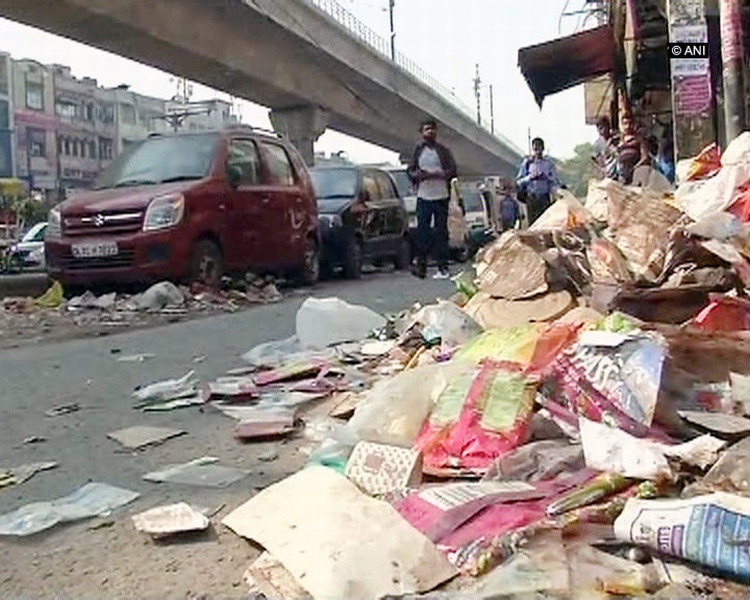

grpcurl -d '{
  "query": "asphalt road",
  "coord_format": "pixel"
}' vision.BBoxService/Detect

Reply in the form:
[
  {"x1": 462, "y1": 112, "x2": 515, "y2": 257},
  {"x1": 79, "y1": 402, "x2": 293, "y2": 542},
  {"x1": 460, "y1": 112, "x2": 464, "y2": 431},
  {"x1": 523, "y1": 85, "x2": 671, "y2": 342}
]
[{"x1": 0, "y1": 271, "x2": 453, "y2": 598}]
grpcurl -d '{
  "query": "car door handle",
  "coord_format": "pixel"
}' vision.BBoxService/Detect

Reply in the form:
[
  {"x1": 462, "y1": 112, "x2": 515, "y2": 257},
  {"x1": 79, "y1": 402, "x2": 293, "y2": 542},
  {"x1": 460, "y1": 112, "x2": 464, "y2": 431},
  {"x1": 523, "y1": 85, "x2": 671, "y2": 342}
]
[{"x1": 262, "y1": 197, "x2": 271, "y2": 205}]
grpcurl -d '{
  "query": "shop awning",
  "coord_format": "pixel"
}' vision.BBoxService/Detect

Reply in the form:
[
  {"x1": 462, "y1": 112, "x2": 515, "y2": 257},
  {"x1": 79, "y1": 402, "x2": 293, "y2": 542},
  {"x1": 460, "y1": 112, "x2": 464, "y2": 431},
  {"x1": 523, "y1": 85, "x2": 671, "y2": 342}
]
[{"x1": 518, "y1": 25, "x2": 616, "y2": 107}]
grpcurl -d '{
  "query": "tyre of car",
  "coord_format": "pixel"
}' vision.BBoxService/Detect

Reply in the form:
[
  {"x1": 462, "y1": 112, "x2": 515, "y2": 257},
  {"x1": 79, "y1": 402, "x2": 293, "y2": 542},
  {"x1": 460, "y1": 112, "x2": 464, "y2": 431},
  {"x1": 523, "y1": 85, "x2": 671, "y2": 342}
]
[
  {"x1": 393, "y1": 236, "x2": 411, "y2": 270},
  {"x1": 297, "y1": 236, "x2": 320, "y2": 286},
  {"x1": 189, "y1": 238, "x2": 224, "y2": 287},
  {"x1": 343, "y1": 237, "x2": 363, "y2": 279}
]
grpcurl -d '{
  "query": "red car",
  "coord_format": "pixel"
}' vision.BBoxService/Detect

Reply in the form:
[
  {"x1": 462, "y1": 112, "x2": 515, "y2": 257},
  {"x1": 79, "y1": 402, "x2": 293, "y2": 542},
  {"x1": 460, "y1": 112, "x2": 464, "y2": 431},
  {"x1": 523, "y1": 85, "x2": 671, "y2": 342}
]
[{"x1": 45, "y1": 127, "x2": 320, "y2": 287}]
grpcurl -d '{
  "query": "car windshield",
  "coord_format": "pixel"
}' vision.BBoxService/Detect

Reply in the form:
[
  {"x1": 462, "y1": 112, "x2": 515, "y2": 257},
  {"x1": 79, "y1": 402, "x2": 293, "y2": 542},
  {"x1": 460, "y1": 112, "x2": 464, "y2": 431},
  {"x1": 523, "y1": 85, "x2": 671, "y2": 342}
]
[
  {"x1": 389, "y1": 169, "x2": 413, "y2": 198},
  {"x1": 21, "y1": 222, "x2": 47, "y2": 242},
  {"x1": 460, "y1": 189, "x2": 485, "y2": 213},
  {"x1": 311, "y1": 169, "x2": 358, "y2": 200},
  {"x1": 93, "y1": 133, "x2": 219, "y2": 190}
]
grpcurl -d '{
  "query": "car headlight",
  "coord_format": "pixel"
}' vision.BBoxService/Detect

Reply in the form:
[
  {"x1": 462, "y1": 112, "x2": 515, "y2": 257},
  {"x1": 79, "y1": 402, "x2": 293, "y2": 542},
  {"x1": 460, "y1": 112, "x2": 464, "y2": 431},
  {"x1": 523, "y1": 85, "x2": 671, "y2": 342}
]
[
  {"x1": 46, "y1": 208, "x2": 61, "y2": 238},
  {"x1": 143, "y1": 194, "x2": 185, "y2": 232}
]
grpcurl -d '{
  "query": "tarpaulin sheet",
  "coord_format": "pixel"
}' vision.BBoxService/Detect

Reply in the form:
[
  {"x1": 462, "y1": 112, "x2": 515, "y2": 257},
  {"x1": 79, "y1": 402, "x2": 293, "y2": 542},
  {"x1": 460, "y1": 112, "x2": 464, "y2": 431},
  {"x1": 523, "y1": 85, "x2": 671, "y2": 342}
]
[{"x1": 518, "y1": 26, "x2": 615, "y2": 107}]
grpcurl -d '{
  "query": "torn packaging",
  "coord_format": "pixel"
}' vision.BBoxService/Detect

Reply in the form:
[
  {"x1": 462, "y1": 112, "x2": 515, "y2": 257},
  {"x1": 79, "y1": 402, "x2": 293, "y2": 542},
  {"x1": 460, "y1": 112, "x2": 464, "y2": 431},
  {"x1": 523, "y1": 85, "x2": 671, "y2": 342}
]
[
  {"x1": 414, "y1": 362, "x2": 537, "y2": 476},
  {"x1": 345, "y1": 442, "x2": 422, "y2": 496},
  {"x1": 476, "y1": 234, "x2": 548, "y2": 300},
  {"x1": 222, "y1": 466, "x2": 456, "y2": 600}
]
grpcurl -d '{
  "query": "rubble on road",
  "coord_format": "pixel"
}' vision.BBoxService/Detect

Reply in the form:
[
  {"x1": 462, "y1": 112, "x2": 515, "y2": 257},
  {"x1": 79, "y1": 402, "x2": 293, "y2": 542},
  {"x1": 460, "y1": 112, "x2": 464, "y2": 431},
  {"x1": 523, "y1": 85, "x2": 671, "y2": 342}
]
[
  {"x1": 209, "y1": 135, "x2": 750, "y2": 598},
  {"x1": 132, "y1": 502, "x2": 210, "y2": 539},
  {"x1": 0, "y1": 274, "x2": 285, "y2": 348},
  {"x1": 13, "y1": 136, "x2": 750, "y2": 596}
]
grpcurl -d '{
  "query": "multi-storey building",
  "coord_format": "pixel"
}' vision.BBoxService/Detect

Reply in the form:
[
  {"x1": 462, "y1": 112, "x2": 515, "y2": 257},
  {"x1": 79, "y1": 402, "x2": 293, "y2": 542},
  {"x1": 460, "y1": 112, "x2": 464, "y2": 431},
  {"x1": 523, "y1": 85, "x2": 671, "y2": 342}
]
[{"x1": 4, "y1": 51, "x2": 238, "y2": 198}]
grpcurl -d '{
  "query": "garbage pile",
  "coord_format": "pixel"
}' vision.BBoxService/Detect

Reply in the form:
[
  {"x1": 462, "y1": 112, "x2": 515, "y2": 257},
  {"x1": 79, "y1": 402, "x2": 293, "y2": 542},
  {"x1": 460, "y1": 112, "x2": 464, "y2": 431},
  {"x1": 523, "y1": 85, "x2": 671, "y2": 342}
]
[
  {"x1": 0, "y1": 275, "x2": 282, "y2": 346},
  {"x1": 207, "y1": 137, "x2": 750, "y2": 598}
]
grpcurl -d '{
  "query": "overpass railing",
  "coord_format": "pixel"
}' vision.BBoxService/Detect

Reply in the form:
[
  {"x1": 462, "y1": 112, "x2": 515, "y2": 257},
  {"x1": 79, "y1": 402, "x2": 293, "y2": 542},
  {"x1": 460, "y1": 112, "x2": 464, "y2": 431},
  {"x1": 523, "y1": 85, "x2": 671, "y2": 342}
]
[{"x1": 305, "y1": 0, "x2": 520, "y2": 152}]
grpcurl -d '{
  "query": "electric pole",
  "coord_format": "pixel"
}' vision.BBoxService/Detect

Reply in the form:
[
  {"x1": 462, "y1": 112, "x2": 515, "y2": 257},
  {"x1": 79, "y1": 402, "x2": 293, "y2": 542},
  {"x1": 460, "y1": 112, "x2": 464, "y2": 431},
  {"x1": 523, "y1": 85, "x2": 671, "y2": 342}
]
[
  {"x1": 473, "y1": 64, "x2": 481, "y2": 125},
  {"x1": 489, "y1": 84, "x2": 495, "y2": 135},
  {"x1": 389, "y1": 0, "x2": 395, "y2": 60}
]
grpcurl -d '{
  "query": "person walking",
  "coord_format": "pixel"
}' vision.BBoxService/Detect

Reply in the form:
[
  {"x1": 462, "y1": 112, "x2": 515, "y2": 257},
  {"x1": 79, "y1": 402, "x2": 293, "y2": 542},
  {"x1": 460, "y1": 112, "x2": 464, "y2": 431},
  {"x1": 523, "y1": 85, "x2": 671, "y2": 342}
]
[
  {"x1": 407, "y1": 118, "x2": 457, "y2": 280},
  {"x1": 497, "y1": 181, "x2": 520, "y2": 231},
  {"x1": 516, "y1": 137, "x2": 560, "y2": 225}
]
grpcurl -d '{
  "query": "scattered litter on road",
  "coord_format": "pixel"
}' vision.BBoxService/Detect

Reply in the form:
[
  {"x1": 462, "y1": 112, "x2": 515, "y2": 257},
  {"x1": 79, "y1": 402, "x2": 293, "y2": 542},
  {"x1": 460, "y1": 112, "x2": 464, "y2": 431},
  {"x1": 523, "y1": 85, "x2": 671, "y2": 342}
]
[
  {"x1": 344, "y1": 441, "x2": 422, "y2": 496},
  {"x1": 107, "y1": 425, "x2": 186, "y2": 450},
  {"x1": 0, "y1": 482, "x2": 139, "y2": 536},
  {"x1": 22, "y1": 435, "x2": 46, "y2": 445},
  {"x1": 295, "y1": 297, "x2": 386, "y2": 349},
  {"x1": 0, "y1": 461, "x2": 58, "y2": 489},
  {"x1": 143, "y1": 456, "x2": 249, "y2": 488},
  {"x1": 245, "y1": 552, "x2": 311, "y2": 600},
  {"x1": 132, "y1": 502, "x2": 210, "y2": 539},
  {"x1": 133, "y1": 371, "x2": 198, "y2": 403},
  {"x1": 44, "y1": 403, "x2": 80, "y2": 417},
  {"x1": 117, "y1": 353, "x2": 156, "y2": 363}
]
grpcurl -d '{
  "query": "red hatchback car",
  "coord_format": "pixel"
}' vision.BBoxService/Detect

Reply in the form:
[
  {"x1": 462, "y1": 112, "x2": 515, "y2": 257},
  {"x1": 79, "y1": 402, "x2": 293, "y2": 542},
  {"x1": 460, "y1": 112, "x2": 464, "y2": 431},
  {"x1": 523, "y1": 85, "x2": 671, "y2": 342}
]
[{"x1": 45, "y1": 127, "x2": 320, "y2": 287}]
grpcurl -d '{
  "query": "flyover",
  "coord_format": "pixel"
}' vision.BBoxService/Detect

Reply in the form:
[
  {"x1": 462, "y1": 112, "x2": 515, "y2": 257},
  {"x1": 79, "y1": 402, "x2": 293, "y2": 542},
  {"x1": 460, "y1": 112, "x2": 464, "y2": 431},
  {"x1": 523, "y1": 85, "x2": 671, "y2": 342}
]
[{"x1": 0, "y1": 0, "x2": 524, "y2": 175}]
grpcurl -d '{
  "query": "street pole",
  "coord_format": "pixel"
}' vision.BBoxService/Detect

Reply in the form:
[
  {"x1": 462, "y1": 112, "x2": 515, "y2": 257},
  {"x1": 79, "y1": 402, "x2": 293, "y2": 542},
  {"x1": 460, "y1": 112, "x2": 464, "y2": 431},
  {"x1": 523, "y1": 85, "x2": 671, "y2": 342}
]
[
  {"x1": 473, "y1": 64, "x2": 482, "y2": 125},
  {"x1": 489, "y1": 84, "x2": 495, "y2": 135},
  {"x1": 720, "y1": 0, "x2": 745, "y2": 143},
  {"x1": 389, "y1": 0, "x2": 395, "y2": 60}
]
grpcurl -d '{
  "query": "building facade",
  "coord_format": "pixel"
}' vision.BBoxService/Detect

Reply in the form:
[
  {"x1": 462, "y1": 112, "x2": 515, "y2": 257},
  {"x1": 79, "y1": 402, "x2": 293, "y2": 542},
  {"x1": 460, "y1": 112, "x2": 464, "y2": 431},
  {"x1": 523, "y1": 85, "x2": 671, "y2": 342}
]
[
  {"x1": 0, "y1": 52, "x2": 13, "y2": 179},
  {"x1": 3, "y1": 51, "x2": 238, "y2": 199}
]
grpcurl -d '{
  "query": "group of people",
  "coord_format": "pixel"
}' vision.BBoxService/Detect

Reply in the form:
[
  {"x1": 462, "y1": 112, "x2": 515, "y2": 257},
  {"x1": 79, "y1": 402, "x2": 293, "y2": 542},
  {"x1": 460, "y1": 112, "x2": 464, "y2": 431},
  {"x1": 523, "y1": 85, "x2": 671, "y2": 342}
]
[
  {"x1": 592, "y1": 114, "x2": 675, "y2": 186},
  {"x1": 405, "y1": 113, "x2": 676, "y2": 280}
]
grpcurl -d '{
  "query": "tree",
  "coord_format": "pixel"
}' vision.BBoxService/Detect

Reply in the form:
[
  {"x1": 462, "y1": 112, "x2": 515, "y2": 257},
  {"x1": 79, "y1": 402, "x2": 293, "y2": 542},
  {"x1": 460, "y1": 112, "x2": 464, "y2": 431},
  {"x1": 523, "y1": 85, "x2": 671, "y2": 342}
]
[{"x1": 557, "y1": 142, "x2": 596, "y2": 198}]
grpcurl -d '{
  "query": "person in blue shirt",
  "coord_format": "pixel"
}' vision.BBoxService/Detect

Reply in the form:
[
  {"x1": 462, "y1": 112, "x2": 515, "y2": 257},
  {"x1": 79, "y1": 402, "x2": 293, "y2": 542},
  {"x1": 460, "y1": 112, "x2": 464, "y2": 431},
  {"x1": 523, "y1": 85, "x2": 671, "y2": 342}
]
[
  {"x1": 516, "y1": 137, "x2": 561, "y2": 224},
  {"x1": 656, "y1": 137, "x2": 675, "y2": 184}
]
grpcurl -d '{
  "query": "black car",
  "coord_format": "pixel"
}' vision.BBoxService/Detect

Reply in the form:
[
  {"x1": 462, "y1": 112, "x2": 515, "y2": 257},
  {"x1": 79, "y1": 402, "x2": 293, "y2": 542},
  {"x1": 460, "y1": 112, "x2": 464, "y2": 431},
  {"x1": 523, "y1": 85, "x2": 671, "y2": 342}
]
[{"x1": 311, "y1": 166, "x2": 410, "y2": 279}]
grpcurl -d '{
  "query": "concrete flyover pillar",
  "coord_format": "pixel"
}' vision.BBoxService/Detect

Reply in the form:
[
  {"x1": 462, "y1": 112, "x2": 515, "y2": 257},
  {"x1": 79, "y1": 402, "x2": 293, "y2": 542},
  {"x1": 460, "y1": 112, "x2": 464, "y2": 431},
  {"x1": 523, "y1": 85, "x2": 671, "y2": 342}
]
[{"x1": 269, "y1": 105, "x2": 329, "y2": 166}]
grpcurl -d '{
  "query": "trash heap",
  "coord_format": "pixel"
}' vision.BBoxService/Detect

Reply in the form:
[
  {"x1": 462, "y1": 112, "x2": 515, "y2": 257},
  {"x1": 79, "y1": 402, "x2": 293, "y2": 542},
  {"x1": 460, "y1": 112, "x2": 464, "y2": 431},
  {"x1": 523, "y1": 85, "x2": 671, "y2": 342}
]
[
  {"x1": 0, "y1": 275, "x2": 282, "y2": 345},
  {"x1": 209, "y1": 136, "x2": 750, "y2": 598}
]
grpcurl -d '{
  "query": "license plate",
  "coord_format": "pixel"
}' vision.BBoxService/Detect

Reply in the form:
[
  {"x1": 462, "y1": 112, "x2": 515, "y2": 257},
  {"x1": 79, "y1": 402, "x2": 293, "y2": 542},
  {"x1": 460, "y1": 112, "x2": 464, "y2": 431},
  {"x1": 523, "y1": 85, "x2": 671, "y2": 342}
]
[{"x1": 71, "y1": 241, "x2": 119, "y2": 258}]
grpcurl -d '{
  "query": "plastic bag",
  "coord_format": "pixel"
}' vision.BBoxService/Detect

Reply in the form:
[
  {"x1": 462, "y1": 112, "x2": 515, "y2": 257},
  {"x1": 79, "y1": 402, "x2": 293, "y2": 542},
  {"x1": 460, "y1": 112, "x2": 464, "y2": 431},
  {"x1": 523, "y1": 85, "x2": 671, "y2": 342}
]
[
  {"x1": 34, "y1": 281, "x2": 64, "y2": 309},
  {"x1": 295, "y1": 297, "x2": 386, "y2": 349},
  {"x1": 347, "y1": 361, "x2": 472, "y2": 448},
  {"x1": 136, "y1": 281, "x2": 185, "y2": 310},
  {"x1": 414, "y1": 361, "x2": 537, "y2": 475},
  {"x1": 686, "y1": 211, "x2": 741, "y2": 240},
  {"x1": 408, "y1": 301, "x2": 482, "y2": 346}
]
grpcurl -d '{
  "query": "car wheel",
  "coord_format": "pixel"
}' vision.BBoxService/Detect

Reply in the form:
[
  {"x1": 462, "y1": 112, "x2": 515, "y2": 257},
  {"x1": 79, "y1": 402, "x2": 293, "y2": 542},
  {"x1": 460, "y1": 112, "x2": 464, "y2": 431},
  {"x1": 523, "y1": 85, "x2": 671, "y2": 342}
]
[
  {"x1": 343, "y1": 238, "x2": 363, "y2": 279},
  {"x1": 298, "y1": 237, "x2": 320, "y2": 286},
  {"x1": 189, "y1": 238, "x2": 223, "y2": 287},
  {"x1": 393, "y1": 236, "x2": 411, "y2": 270}
]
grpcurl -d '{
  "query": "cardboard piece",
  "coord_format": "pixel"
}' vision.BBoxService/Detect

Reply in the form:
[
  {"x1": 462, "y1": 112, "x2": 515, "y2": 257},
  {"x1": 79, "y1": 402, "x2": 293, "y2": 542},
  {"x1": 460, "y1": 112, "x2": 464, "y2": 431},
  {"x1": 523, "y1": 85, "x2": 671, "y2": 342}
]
[
  {"x1": 464, "y1": 290, "x2": 574, "y2": 330},
  {"x1": 344, "y1": 441, "x2": 422, "y2": 496},
  {"x1": 0, "y1": 461, "x2": 58, "y2": 489},
  {"x1": 107, "y1": 425, "x2": 186, "y2": 450},
  {"x1": 132, "y1": 502, "x2": 210, "y2": 538},
  {"x1": 679, "y1": 410, "x2": 750, "y2": 437},
  {"x1": 477, "y1": 235, "x2": 548, "y2": 300},
  {"x1": 244, "y1": 552, "x2": 312, "y2": 600},
  {"x1": 222, "y1": 466, "x2": 457, "y2": 600}
]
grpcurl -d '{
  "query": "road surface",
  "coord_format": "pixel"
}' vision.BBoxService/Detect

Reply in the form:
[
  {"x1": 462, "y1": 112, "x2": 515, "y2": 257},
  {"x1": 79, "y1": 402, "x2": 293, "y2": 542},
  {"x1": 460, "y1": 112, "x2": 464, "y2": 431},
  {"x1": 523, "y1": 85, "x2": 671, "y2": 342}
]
[{"x1": 0, "y1": 271, "x2": 453, "y2": 599}]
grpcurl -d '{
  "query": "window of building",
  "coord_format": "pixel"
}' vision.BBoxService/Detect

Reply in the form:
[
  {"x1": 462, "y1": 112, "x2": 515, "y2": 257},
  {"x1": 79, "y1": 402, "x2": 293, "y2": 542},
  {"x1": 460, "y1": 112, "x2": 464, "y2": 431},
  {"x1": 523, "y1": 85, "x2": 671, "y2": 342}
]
[
  {"x1": 25, "y1": 81, "x2": 44, "y2": 111},
  {"x1": 99, "y1": 137, "x2": 113, "y2": 160},
  {"x1": 260, "y1": 143, "x2": 295, "y2": 186},
  {"x1": 89, "y1": 140, "x2": 97, "y2": 159},
  {"x1": 228, "y1": 139, "x2": 261, "y2": 186},
  {"x1": 80, "y1": 140, "x2": 87, "y2": 159},
  {"x1": 99, "y1": 104, "x2": 115, "y2": 124},
  {"x1": 55, "y1": 100, "x2": 77, "y2": 119},
  {"x1": 28, "y1": 128, "x2": 46, "y2": 158},
  {"x1": 0, "y1": 59, "x2": 8, "y2": 96},
  {"x1": 0, "y1": 99, "x2": 8, "y2": 130},
  {"x1": 120, "y1": 104, "x2": 136, "y2": 125},
  {"x1": 85, "y1": 104, "x2": 94, "y2": 122}
]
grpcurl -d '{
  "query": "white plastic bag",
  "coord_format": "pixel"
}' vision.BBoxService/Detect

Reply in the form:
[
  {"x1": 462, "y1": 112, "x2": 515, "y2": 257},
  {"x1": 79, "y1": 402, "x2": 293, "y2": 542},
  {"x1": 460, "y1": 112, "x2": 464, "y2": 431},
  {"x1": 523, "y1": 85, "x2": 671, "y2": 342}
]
[
  {"x1": 296, "y1": 298, "x2": 386, "y2": 349},
  {"x1": 409, "y1": 301, "x2": 483, "y2": 346}
]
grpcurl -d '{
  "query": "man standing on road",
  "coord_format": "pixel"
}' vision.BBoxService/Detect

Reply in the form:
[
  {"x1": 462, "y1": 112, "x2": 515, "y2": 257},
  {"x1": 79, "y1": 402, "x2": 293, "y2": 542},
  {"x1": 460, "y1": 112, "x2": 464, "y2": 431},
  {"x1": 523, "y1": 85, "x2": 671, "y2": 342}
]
[
  {"x1": 516, "y1": 137, "x2": 560, "y2": 224},
  {"x1": 408, "y1": 118, "x2": 457, "y2": 280}
]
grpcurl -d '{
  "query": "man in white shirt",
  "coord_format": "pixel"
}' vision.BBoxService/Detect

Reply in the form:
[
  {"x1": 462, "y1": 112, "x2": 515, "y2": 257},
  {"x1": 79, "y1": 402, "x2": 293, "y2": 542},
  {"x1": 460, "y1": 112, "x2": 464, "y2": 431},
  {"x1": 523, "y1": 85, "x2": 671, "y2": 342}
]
[{"x1": 407, "y1": 119, "x2": 457, "y2": 280}]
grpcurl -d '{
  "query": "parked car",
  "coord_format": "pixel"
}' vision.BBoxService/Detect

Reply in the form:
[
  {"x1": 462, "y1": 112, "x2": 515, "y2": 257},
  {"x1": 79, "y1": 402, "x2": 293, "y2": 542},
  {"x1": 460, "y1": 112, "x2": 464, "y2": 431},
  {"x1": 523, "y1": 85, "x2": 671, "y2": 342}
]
[
  {"x1": 457, "y1": 184, "x2": 497, "y2": 255},
  {"x1": 311, "y1": 166, "x2": 410, "y2": 279},
  {"x1": 4, "y1": 222, "x2": 47, "y2": 272},
  {"x1": 44, "y1": 127, "x2": 320, "y2": 288}
]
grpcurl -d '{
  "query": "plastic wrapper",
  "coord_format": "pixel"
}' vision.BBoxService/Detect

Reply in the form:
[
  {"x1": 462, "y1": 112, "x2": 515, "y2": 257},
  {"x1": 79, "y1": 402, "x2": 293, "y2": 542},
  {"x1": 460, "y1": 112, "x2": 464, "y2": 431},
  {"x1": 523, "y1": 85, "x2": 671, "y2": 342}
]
[
  {"x1": 614, "y1": 492, "x2": 750, "y2": 580},
  {"x1": 692, "y1": 296, "x2": 750, "y2": 332},
  {"x1": 454, "y1": 325, "x2": 544, "y2": 365},
  {"x1": 414, "y1": 361, "x2": 537, "y2": 475},
  {"x1": 482, "y1": 440, "x2": 584, "y2": 483},
  {"x1": 347, "y1": 361, "x2": 473, "y2": 448},
  {"x1": 542, "y1": 330, "x2": 667, "y2": 432},
  {"x1": 295, "y1": 297, "x2": 386, "y2": 349},
  {"x1": 685, "y1": 143, "x2": 722, "y2": 181}
]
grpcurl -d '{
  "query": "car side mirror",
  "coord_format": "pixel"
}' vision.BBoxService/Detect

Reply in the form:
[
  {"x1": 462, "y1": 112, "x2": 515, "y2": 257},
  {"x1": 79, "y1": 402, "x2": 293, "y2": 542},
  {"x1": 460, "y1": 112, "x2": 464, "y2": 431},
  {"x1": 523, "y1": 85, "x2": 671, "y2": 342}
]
[{"x1": 227, "y1": 164, "x2": 242, "y2": 188}]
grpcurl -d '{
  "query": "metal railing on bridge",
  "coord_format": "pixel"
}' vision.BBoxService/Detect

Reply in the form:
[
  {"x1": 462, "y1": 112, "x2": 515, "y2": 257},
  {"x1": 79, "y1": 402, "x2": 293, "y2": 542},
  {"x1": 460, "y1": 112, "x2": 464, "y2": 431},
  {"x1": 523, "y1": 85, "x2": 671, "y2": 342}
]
[{"x1": 305, "y1": 0, "x2": 520, "y2": 152}]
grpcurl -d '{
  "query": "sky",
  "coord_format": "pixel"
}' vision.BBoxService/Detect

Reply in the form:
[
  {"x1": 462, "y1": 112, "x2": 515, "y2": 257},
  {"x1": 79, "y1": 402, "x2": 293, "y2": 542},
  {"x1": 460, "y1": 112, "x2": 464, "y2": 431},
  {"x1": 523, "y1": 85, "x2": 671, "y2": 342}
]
[{"x1": 0, "y1": 0, "x2": 598, "y2": 164}]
